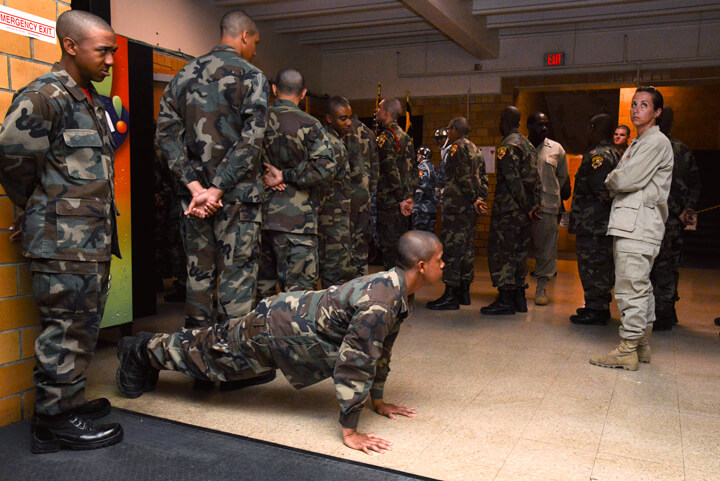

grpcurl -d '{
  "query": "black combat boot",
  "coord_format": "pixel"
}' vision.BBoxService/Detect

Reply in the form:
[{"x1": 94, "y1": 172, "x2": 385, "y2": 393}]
[
  {"x1": 652, "y1": 304, "x2": 674, "y2": 331},
  {"x1": 459, "y1": 282, "x2": 471, "y2": 306},
  {"x1": 426, "y1": 285, "x2": 460, "y2": 310},
  {"x1": 570, "y1": 308, "x2": 611, "y2": 325},
  {"x1": 72, "y1": 398, "x2": 111, "y2": 420},
  {"x1": 514, "y1": 286, "x2": 528, "y2": 313},
  {"x1": 32, "y1": 412, "x2": 123, "y2": 453},
  {"x1": 219, "y1": 370, "x2": 277, "y2": 392},
  {"x1": 116, "y1": 332, "x2": 159, "y2": 399},
  {"x1": 480, "y1": 289, "x2": 516, "y2": 315}
]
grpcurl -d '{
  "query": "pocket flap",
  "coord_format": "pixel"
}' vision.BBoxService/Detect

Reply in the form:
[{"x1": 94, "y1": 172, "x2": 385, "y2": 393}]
[
  {"x1": 613, "y1": 195, "x2": 641, "y2": 210},
  {"x1": 63, "y1": 129, "x2": 103, "y2": 148},
  {"x1": 56, "y1": 198, "x2": 108, "y2": 217}
]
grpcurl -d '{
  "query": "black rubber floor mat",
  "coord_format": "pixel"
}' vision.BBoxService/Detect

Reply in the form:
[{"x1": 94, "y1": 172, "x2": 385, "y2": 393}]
[{"x1": 0, "y1": 408, "x2": 437, "y2": 481}]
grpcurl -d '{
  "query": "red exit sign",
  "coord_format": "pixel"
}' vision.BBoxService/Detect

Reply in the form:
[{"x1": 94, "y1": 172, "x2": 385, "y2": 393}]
[{"x1": 545, "y1": 52, "x2": 565, "y2": 66}]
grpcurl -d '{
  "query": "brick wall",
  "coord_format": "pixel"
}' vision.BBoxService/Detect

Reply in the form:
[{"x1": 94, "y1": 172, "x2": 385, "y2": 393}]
[{"x1": 0, "y1": 0, "x2": 69, "y2": 427}]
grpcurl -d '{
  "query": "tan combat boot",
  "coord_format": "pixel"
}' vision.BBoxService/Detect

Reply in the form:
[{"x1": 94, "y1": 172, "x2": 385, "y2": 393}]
[
  {"x1": 637, "y1": 327, "x2": 652, "y2": 363},
  {"x1": 589, "y1": 339, "x2": 640, "y2": 371},
  {"x1": 534, "y1": 278, "x2": 549, "y2": 306}
]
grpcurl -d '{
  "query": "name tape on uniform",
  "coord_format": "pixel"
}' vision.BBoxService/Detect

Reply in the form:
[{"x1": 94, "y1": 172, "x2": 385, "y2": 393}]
[{"x1": 0, "y1": 5, "x2": 56, "y2": 44}]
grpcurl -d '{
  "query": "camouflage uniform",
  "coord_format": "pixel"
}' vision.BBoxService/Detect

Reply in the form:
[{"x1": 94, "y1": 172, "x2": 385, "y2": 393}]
[
  {"x1": 344, "y1": 117, "x2": 379, "y2": 277},
  {"x1": 0, "y1": 65, "x2": 118, "y2": 416},
  {"x1": 487, "y1": 132, "x2": 539, "y2": 289},
  {"x1": 146, "y1": 268, "x2": 410, "y2": 429},
  {"x1": 569, "y1": 140, "x2": 619, "y2": 310},
  {"x1": 376, "y1": 121, "x2": 416, "y2": 269},
  {"x1": 649, "y1": 136, "x2": 700, "y2": 319},
  {"x1": 441, "y1": 137, "x2": 488, "y2": 287},
  {"x1": 257, "y1": 99, "x2": 336, "y2": 299},
  {"x1": 156, "y1": 45, "x2": 268, "y2": 327},
  {"x1": 318, "y1": 126, "x2": 352, "y2": 288},
  {"x1": 412, "y1": 158, "x2": 438, "y2": 232}
]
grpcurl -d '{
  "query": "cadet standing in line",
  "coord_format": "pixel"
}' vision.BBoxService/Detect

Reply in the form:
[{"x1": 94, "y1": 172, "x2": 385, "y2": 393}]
[
  {"x1": 481, "y1": 107, "x2": 540, "y2": 316},
  {"x1": 318, "y1": 96, "x2": 354, "y2": 288},
  {"x1": 412, "y1": 146, "x2": 439, "y2": 232},
  {"x1": 0, "y1": 11, "x2": 123, "y2": 452},
  {"x1": 650, "y1": 107, "x2": 701, "y2": 330},
  {"x1": 590, "y1": 87, "x2": 674, "y2": 371},
  {"x1": 613, "y1": 125, "x2": 630, "y2": 156},
  {"x1": 116, "y1": 230, "x2": 443, "y2": 455},
  {"x1": 375, "y1": 98, "x2": 417, "y2": 270},
  {"x1": 526, "y1": 112, "x2": 568, "y2": 306},
  {"x1": 156, "y1": 11, "x2": 268, "y2": 334},
  {"x1": 257, "y1": 69, "x2": 336, "y2": 299},
  {"x1": 569, "y1": 114, "x2": 619, "y2": 326},
  {"x1": 345, "y1": 113, "x2": 379, "y2": 277},
  {"x1": 428, "y1": 117, "x2": 488, "y2": 310}
]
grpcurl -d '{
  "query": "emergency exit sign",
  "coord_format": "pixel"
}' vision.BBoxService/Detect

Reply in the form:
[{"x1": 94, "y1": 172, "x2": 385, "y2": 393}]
[{"x1": 545, "y1": 52, "x2": 565, "y2": 66}]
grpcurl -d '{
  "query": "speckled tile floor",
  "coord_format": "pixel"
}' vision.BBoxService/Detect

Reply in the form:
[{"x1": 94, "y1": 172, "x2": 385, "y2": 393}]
[{"x1": 89, "y1": 258, "x2": 720, "y2": 481}]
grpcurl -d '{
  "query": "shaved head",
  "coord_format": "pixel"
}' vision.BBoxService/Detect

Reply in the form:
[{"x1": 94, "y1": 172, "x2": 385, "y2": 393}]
[
  {"x1": 499, "y1": 105, "x2": 521, "y2": 136},
  {"x1": 275, "y1": 68, "x2": 305, "y2": 96},
  {"x1": 220, "y1": 10, "x2": 257, "y2": 38},
  {"x1": 448, "y1": 117, "x2": 470, "y2": 136},
  {"x1": 588, "y1": 113, "x2": 614, "y2": 146},
  {"x1": 56, "y1": 10, "x2": 113, "y2": 52},
  {"x1": 380, "y1": 98, "x2": 403, "y2": 121},
  {"x1": 397, "y1": 230, "x2": 441, "y2": 270}
]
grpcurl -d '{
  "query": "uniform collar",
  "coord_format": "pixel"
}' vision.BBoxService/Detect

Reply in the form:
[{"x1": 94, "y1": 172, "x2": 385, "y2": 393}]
[
  {"x1": 273, "y1": 98, "x2": 299, "y2": 110},
  {"x1": 51, "y1": 63, "x2": 98, "y2": 103},
  {"x1": 213, "y1": 44, "x2": 240, "y2": 55},
  {"x1": 389, "y1": 267, "x2": 410, "y2": 316}
]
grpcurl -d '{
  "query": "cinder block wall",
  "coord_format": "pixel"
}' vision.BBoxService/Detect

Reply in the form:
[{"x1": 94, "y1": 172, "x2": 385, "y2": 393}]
[{"x1": 0, "y1": 0, "x2": 68, "y2": 427}]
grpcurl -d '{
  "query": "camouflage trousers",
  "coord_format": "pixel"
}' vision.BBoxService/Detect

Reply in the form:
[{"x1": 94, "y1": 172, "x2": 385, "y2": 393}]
[
  {"x1": 413, "y1": 211, "x2": 437, "y2": 233},
  {"x1": 318, "y1": 205, "x2": 352, "y2": 288},
  {"x1": 614, "y1": 237, "x2": 660, "y2": 340},
  {"x1": 650, "y1": 222, "x2": 683, "y2": 310},
  {"x1": 441, "y1": 209, "x2": 477, "y2": 287},
  {"x1": 257, "y1": 230, "x2": 318, "y2": 300},
  {"x1": 154, "y1": 192, "x2": 186, "y2": 281},
  {"x1": 530, "y1": 211, "x2": 559, "y2": 280},
  {"x1": 181, "y1": 200, "x2": 261, "y2": 328},
  {"x1": 31, "y1": 260, "x2": 110, "y2": 416},
  {"x1": 487, "y1": 209, "x2": 531, "y2": 289},
  {"x1": 147, "y1": 304, "x2": 276, "y2": 382},
  {"x1": 376, "y1": 204, "x2": 411, "y2": 270},
  {"x1": 576, "y1": 234, "x2": 615, "y2": 310},
  {"x1": 349, "y1": 207, "x2": 370, "y2": 278}
]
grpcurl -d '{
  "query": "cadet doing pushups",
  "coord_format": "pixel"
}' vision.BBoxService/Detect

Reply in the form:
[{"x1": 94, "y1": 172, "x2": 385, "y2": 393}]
[
  {"x1": 375, "y1": 98, "x2": 417, "y2": 269},
  {"x1": 0, "y1": 11, "x2": 123, "y2": 452},
  {"x1": 412, "y1": 146, "x2": 438, "y2": 233},
  {"x1": 345, "y1": 114, "x2": 379, "y2": 277},
  {"x1": 569, "y1": 114, "x2": 620, "y2": 326},
  {"x1": 257, "y1": 69, "x2": 336, "y2": 298},
  {"x1": 427, "y1": 117, "x2": 488, "y2": 310},
  {"x1": 649, "y1": 107, "x2": 701, "y2": 331},
  {"x1": 318, "y1": 96, "x2": 354, "y2": 288},
  {"x1": 481, "y1": 107, "x2": 541, "y2": 316},
  {"x1": 156, "y1": 11, "x2": 268, "y2": 331},
  {"x1": 116, "y1": 230, "x2": 444, "y2": 455}
]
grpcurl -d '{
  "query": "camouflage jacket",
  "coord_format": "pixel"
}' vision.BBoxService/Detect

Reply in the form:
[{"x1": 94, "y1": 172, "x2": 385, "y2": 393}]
[
  {"x1": 376, "y1": 121, "x2": 416, "y2": 207},
  {"x1": 0, "y1": 64, "x2": 119, "y2": 262},
  {"x1": 493, "y1": 132, "x2": 540, "y2": 215},
  {"x1": 262, "y1": 99, "x2": 336, "y2": 234},
  {"x1": 344, "y1": 117, "x2": 379, "y2": 213},
  {"x1": 414, "y1": 159, "x2": 438, "y2": 214},
  {"x1": 254, "y1": 268, "x2": 410, "y2": 429},
  {"x1": 156, "y1": 45, "x2": 268, "y2": 221},
  {"x1": 666, "y1": 136, "x2": 701, "y2": 223},
  {"x1": 319, "y1": 126, "x2": 351, "y2": 232},
  {"x1": 441, "y1": 136, "x2": 488, "y2": 213},
  {"x1": 569, "y1": 140, "x2": 619, "y2": 236}
]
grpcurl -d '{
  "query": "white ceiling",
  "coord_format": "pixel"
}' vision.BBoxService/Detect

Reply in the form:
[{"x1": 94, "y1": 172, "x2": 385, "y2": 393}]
[{"x1": 210, "y1": 0, "x2": 720, "y2": 59}]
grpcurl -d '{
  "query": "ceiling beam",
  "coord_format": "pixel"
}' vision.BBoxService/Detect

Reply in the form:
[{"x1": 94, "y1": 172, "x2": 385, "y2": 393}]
[{"x1": 400, "y1": 0, "x2": 499, "y2": 59}]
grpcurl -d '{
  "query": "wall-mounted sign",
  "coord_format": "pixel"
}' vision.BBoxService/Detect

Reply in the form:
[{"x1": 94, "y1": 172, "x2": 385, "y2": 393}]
[
  {"x1": 545, "y1": 52, "x2": 565, "y2": 67},
  {"x1": 0, "y1": 5, "x2": 56, "y2": 44}
]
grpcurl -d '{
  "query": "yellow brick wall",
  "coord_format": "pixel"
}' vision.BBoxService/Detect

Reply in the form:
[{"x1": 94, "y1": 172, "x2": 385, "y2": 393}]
[{"x1": 0, "y1": 0, "x2": 69, "y2": 428}]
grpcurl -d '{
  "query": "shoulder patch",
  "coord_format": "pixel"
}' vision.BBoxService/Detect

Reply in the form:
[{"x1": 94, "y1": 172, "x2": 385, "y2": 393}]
[
  {"x1": 497, "y1": 146, "x2": 507, "y2": 160},
  {"x1": 450, "y1": 144, "x2": 458, "y2": 156},
  {"x1": 591, "y1": 155, "x2": 604, "y2": 169},
  {"x1": 377, "y1": 134, "x2": 386, "y2": 148}
]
